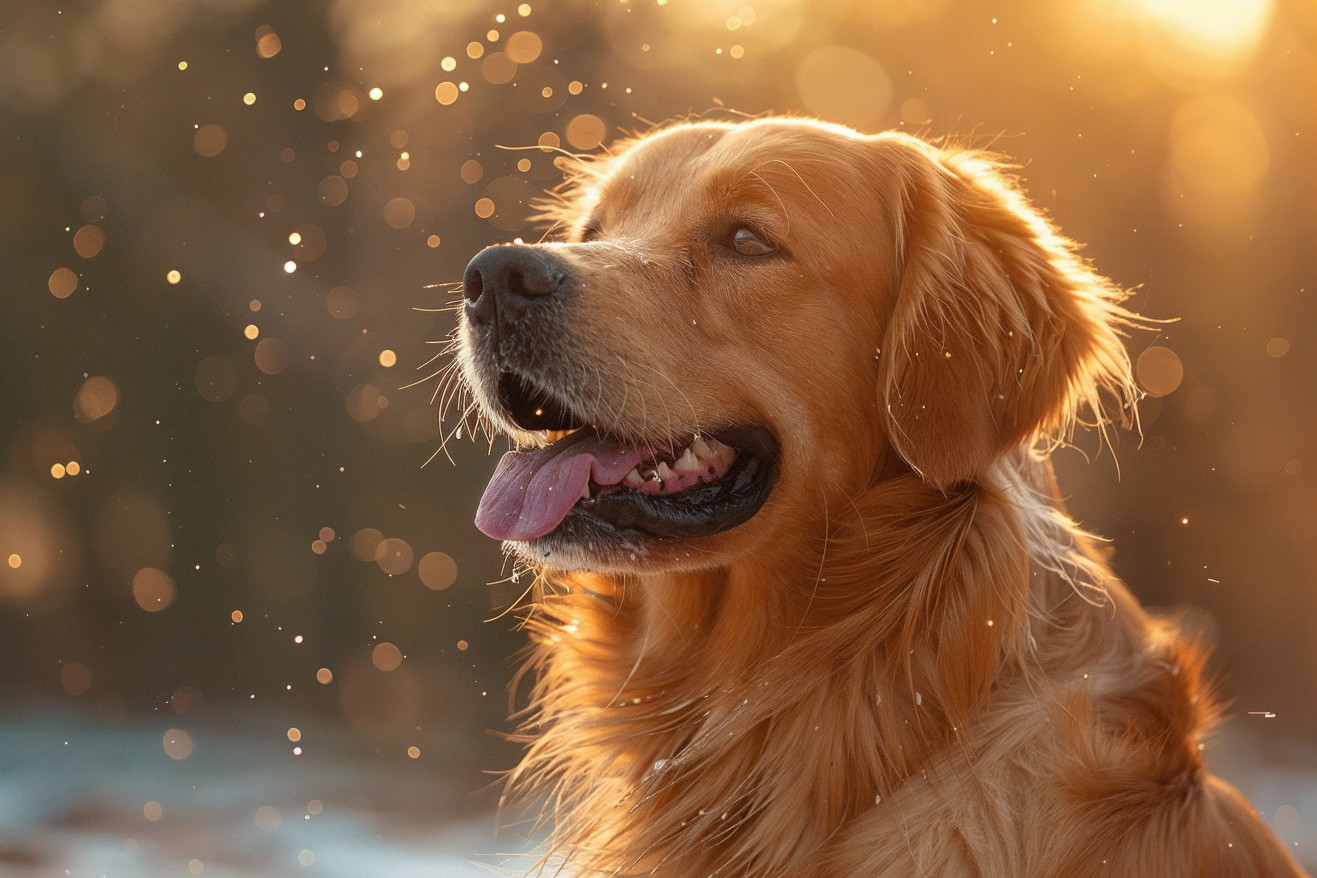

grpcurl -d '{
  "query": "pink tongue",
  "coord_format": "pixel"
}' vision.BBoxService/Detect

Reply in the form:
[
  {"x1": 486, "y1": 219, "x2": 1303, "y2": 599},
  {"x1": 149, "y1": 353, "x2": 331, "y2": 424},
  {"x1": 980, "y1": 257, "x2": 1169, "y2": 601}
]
[{"x1": 475, "y1": 430, "x2": 650, "y2": 541}]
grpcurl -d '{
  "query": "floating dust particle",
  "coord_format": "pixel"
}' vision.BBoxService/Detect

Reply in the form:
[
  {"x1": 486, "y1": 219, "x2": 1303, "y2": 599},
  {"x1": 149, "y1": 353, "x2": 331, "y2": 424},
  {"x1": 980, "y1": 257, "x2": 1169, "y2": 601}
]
[
  {"x1": 372, "y1": 642, "x2": 403, "y2": 671},
  {"x1": 60, "y1": 661, "x2": 92, "y2": 696},
  {"x1": 348, "y1": 528, "x2": 383, "y2": 561},
  {"x1": 243, "y1": 92, "x2": 256, "y2": 105},
  {"x1": 378, "y1": 350, "x2": 397, "y2": 367},
  {"x1": 435, "y1": 81, "x2": 459, "y2": 105},
  {"x1": 133, "y1": 567, "x2": 177, "y2": 613},
  {"x1": 73, "y1": 225, "x2": 105, "y2": 258},
  {"x1": 466, "y1": 41, "x2": 484, "y2": 59},
  {"x1": 254, "y1": 337, "x2": 290, "y2": 375},
  {"x1": 144, "y1": 801, "x2": 163, "y2": 821},
  {"x1": 482, "y1": 52, "x2": 516, "y2": 85},
  {"x1": 311, "y1": 539, "x2": 327, "y2": 554},
  {"x1": 194, "y1": 356, "x2": 237, "y2": 402},
  {"x1": 7, "y1": 554, "x2": 20, "y2": 569},
  {"x1": 315, "y1": 668, "x2": 333, "y2": 684},
  {"x1": 319, "y1": 527, "x2": 335, "y2": 542},
  {"x1": 238, "y1": 393, "x2": 270, "y2": 425},
  {"x1": 382, "y1": 197, "x2": 415, "y2": 229},
  {"x1": 326, "y1": 286, "x2": 358, "y2": 319},
  {"x1": 231, "y1": 610, "x2": 243, "y2": 623},
  {"x1": 369, "y1": 87, "x2": 383, "y2": 100},
  {"x1": 375, "y1": 537, "x2": 413, "y2": 575},
  {"x1": 74, "y1": 375, "x2": 119, "y2": 422},
  {"x1": 48, "y1": 267, "x2": 78, "y2": 298},
  {"x1": 418, "y1": 552, "x2": 458, "y2": 590},
  {"x1": 255, "y1": 25, "x2": 282, "y2": 59},
  {"x1": 407, "y1": 746, "x2": 420, "y2": 758},
  {"x1": 162, "y1": 728, "x2": 193, "y2": 760},
  {"x1": 506, "y1": 31, "x2": 543, "y2": 64},
  {"x1": 457, "y1": 639, "x2": 469, "y2": 651},
  {"x1": 50, "y1": 463, "x2": 66, "y2": 479},
  {"x1": 167, "y1": 269, "x2": 182, "y2": 284},
  {"x1": 193, "y1": 124, "x2": 228, "y2": 157},
  {"x1": 1135, "y1": 345, "x2": 1184, "y2": 397},
  {"x1": 255, "y1": 805, "x2": 282, "y2": 831},
  {"x1": 474, "y1": 197, "x2": 495, "y2": 219},
  {"x1": 426, "y1": 235, "x2": 441, "y2": 248},
  {"x1": 565, "y1": 114, "x2": 605, "y2": 150},
  {"x1": 317, "y1": 175, "x2": 348, "y2": 206},
  {"x1": 441, "y1": 56, "x2": 457, "y2": 72},
  {"x1": 287, "y1": 727, "x2": 302, "y2": 742},
  {"x1": 460, "y1": 159, "x2": 484, "y2": 184},
  {"x1": 244, "y1": 324, "x2": 259, "y2": 340}
]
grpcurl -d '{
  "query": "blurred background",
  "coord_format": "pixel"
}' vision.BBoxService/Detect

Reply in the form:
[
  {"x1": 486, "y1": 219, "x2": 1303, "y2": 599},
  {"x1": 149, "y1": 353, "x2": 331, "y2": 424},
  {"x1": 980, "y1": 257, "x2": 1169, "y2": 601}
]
[{"x1": 1, "y1": 0, "x2": 1314, "y2": 873}]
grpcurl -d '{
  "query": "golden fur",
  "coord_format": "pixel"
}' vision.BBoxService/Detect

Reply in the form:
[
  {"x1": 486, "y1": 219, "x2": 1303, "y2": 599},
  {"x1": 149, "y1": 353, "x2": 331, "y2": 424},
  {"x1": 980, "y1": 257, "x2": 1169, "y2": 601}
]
[{"x1": 455, "y1": 117, "x2": 1306, "y2": 877}]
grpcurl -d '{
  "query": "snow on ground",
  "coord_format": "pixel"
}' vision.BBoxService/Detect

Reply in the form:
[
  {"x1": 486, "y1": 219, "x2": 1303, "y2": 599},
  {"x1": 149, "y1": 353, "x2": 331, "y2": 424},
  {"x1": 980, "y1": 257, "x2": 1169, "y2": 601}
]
[
  {"x1": 1, "y1": 699, "x2": 1312, "y2": 875},
  {"x1": 0, "y1": 699, "x2": 540, "y2": 877}
]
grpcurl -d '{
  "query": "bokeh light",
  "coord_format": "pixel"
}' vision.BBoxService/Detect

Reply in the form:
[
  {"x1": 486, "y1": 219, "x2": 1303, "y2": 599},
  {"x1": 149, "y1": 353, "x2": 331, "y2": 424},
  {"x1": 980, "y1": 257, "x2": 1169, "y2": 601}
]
[
  {"x1": 418, "y1": 551, "x2": 458, "y2": 591},
  {"x1": 1135, "y1": 346, "x2": 1185, "y2": 398},
  {"x1": 194, "y1": 356, "x2": 238, "y2": 402},
  {"x1": 132, "y1": 567, "x2": 177, "y2": 613},
  {"x1": 1, "y1": 0, "x2": 1314, "y2": 865},
  {"x1": 73, "y1": 376, "x2": 120, "y2": 422},
  {"x1": 193, "y1": 124, "x2": 228, "y2": 157},
  {"x1": 162, "y1": 728, "x2": 193, "y2": 760},
  {"x1": 47, "y1": 267, "x2": 78, "y2": 298}
]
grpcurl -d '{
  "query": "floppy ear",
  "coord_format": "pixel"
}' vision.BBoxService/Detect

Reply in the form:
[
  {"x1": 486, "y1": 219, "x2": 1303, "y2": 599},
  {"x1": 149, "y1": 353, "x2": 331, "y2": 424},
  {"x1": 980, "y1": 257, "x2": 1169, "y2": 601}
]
[{"x1": 874, "y1": 135, "x2": 1138, "y2": 488}]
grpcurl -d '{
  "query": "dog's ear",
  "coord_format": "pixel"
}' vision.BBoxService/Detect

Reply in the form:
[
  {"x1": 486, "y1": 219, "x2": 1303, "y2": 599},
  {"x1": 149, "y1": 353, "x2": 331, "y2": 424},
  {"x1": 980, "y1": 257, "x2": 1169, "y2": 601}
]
[{"x1": 872, "y1": 135, "x2": 1138, "y2": 488}]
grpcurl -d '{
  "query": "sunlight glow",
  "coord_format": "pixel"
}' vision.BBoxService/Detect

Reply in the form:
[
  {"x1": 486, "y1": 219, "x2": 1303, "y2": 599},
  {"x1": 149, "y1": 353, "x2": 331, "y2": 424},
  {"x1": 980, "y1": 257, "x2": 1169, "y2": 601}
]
[{"x1": 1141, "y1": 0, "x2": 1273, "y2": 63}]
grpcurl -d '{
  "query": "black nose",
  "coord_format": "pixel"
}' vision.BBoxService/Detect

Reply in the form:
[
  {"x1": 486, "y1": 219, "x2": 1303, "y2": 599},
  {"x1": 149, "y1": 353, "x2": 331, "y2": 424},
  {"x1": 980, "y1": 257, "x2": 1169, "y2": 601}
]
[{"x1": 463, "y1": 245, "x2": 574, "y2": 327}]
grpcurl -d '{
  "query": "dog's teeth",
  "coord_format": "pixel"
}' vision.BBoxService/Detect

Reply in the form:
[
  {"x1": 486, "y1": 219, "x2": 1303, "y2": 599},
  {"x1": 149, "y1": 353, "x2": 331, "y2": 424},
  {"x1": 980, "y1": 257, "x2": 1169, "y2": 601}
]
[
  {"x1": 691, "y1": 436, "x2": 713, "y2": 459},
  {"x1": 673, "y1": 447, "x2": 701, "y2": 474},
  {"x1": 656, "y1": 461, "x2": 675, "y2": 482},
  {"x1": 623, "y1": 468, "x2": 645, "y2": 488},
  {"x1": 579, "y1": 481, "x2": 591, "y2": 501}
]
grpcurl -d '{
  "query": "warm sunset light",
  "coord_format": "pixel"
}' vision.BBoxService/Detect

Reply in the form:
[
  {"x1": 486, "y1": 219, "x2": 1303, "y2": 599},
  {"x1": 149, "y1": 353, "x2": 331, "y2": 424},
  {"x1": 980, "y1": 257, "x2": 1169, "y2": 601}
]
[{"x1": 0, "y1": 0, "x2": 1311, "y2": 870}]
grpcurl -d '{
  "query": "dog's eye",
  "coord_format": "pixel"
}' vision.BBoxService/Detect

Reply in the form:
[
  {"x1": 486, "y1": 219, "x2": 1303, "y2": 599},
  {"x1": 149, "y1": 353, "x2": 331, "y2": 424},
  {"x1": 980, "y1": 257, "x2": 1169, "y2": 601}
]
[{"x1": 731, "y1": 227, "x2": 774, "y2": 257}]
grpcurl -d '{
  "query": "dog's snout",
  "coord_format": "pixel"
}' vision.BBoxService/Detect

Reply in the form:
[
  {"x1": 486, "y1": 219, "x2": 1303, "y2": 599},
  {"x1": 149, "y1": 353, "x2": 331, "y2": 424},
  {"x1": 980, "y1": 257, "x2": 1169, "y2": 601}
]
[{"x1": 463, "y1": 245, "x2": 573, "y2": 326}]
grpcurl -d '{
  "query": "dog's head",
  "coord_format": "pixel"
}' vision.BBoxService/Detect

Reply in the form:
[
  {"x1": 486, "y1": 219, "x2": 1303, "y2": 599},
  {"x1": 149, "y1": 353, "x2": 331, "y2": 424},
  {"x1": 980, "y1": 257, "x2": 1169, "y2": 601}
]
[{"x1": 456, "y1": 118, "x2": 1135, "y2": 573}]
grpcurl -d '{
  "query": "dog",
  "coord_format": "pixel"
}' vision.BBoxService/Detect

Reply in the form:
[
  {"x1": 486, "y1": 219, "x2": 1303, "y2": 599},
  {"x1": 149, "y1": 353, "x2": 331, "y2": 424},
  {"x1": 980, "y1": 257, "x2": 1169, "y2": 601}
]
[{"x1": 454, "y1": 117, "x2": 1306, "y2": 877}]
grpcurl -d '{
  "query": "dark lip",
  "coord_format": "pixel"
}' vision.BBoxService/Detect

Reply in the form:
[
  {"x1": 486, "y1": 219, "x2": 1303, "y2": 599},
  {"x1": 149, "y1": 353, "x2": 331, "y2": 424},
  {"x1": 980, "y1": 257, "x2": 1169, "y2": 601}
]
[{"x1": 535, "y1": 423, "x2": 779, "y2": 547}]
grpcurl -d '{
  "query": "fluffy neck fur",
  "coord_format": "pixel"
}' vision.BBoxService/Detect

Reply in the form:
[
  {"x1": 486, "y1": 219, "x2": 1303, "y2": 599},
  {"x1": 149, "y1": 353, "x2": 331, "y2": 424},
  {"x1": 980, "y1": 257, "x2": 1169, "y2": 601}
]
[{"x1": 503, "y1": 450, "x2": 1125, "y2": 877}]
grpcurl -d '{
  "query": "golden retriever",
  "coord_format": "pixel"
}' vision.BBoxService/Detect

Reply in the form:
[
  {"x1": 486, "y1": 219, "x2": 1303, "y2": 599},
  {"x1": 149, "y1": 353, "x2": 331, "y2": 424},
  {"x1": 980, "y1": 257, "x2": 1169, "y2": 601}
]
[{"x1": 454, "y1": 117, "x2": 1306, "y2": 877}]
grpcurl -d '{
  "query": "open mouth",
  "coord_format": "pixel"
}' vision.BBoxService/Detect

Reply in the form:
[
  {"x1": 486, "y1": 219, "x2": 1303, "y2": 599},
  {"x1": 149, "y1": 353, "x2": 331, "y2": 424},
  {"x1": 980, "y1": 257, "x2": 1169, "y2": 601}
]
[{"x1": 475, "y1": 372, "x2": 777, "y2": 544}]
